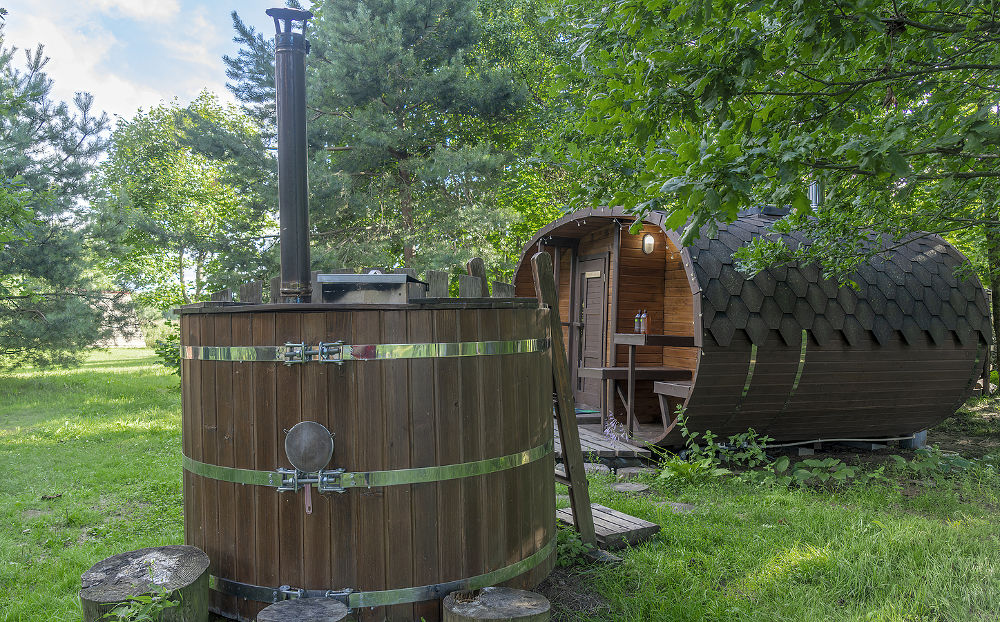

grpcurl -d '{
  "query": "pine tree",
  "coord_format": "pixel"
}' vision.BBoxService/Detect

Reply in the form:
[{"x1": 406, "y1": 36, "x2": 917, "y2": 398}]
[
  {"x1": 225, "y1": 0, "x2": 534, "y2": 272},
  {"x1": 0, "y1": 15, "x2": 127, "y2": 369}
]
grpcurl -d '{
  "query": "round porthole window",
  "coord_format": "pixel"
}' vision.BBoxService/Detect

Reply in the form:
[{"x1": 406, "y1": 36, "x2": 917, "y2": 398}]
[{"x1": 642, "y1": 233, "x2": 655, "y2": 255}]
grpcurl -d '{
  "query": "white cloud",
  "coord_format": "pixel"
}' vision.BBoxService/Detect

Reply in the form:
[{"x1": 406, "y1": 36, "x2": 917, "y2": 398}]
[
  {"x1": 88, "y1": 0, "x2": 181, "y2": 22},
  {"x1": 1, "y1": 0, "x2": 232, "y2": 120}
]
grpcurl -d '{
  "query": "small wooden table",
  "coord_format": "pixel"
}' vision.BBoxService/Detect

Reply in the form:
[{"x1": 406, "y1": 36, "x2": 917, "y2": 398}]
[{"x1": 613, "y1": 333, "x2": 697, "y2": 435}]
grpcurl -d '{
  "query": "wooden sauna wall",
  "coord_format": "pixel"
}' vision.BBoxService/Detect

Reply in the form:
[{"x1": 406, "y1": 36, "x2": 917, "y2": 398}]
[
  {"x1": 181, "y1": 306, "x2": 555, "y2": 622},
  {"x1": 662, "y1": 237, "x2": 698, "y2": 370},
  {"x1": 678, "y1": 328, "x2": 982, "y2": 442},
  {"x1": 614, "y1": 225, "x2": 666, "y2": 367},
  {"x1": 609, "y1": 225, "x2": 665, "y2": 423}
]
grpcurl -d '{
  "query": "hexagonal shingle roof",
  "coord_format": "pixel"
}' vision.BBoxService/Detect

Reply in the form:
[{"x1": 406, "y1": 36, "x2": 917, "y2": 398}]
[{"x1": 681, "y1": 211, "x2": 992, "y2": 348}]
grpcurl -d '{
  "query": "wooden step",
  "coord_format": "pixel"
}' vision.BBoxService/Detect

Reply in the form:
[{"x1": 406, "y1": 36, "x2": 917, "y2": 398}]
[
  {"x1": 653, "y1": 380, "x2": 692, "y2": 398},
  {"x1": 556, "y1": 503, "x2": 661, "y2": 550},
  {"x1": 553, "y1": 426, "x2": 652, "y2": 460},
  {"x1": 577, "y1": 366, "x2": 692, "y2": 381}
]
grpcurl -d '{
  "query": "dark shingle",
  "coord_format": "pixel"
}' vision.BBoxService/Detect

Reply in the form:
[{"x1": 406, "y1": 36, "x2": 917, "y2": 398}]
[
  {"x1": 812, "y1": 316, "x2": 834, "y2": 346},
  {"x1": 842, "y1": 316, "x2": 865, "y2": 346},
  {"x1": 825, "y1": 303, "x2": 846, "y2": 330},
  {"x1": 742, "y1": 281, "x2": 764, "y2": 312},
  {"x1": 705, "y1": 279, "x2": 729, "y2": 311},
  {"x1": 872, "y1": 316, "x2": 895, "y2": 345},
  {"x1": 929, "y1": 317, "x2": 949, "y2": 345},
  {"x1": 900, "y1": 317, "x2": 922, "y2": 345},
  {"x1": 745, "y1": 314, "x2": 769, "y2": 345},
  {"x1": 709, "y1": 314, "x2": 736, "y2": 347},
  {"x1": 854, "y1": 300, "x2": 875, "y2": 330},
  {"x1": 760, "y1": 298, "x2": 783, "y2": 330},
  {"x1": 793, "y1": 299, "x2": 816, "y2": 328},
  {"x1": 774, "y1": 282, "x2": 797, "y2": 313},
  {"x1": 779, "y1": 315, "x2": 801, "y2": 346},
  {"x1": 837, "y1": 287, "x2": 858, "y2": 314},
  {"x1": 786, "y1": 268, "x2": 808, "y2": 297}
]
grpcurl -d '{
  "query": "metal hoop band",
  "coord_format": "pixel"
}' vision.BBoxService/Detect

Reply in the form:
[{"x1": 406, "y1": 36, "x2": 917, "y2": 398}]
[
  {"x1": 181, "y1": 338, "x2": 549, "y2": 364},
  {"x1": 183, "y1": 440, "x2": 553, "y2": 491},
  {"x1": 209, "y1": 537, "x2": 556, "y2": 608}
]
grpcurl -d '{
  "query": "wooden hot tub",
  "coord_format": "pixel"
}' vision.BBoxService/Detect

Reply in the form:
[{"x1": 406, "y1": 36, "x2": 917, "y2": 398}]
[{"x1": 179, "y1": 299, "x2": 555, "y2": 622}]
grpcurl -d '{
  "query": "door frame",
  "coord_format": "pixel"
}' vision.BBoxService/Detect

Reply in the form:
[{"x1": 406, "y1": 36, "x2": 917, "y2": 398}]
[{"x1": 574, "y1": 253, "x2": 609, "y2": 402}]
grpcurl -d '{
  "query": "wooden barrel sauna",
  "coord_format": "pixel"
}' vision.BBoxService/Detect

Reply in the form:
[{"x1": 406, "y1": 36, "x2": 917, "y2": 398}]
[
  {"x1": 514, "y1": 206, "x2": 991, "y2": 445},
  {"x1": 179, "y1": 299, "x2": 556, "y2": 622}
]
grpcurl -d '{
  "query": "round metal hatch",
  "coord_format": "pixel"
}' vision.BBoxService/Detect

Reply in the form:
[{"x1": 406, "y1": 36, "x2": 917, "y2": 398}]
[{"x1": 284, "y1": 421, "x2": 334, "y2": 473}]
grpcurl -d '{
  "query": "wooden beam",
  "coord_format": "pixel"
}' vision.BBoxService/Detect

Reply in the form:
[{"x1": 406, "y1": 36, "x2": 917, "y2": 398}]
[
  {"x1": 531, "y1": 251, "x2": 597, "y2": 548},
  {"x1": 540, "y1": 236, "x2": 580, "y2": 248},
  {"x1": 426, "y1": 270, "x2": 450, "y2": 297},
  {"x1": 466, "y1": 257, "x2": 491, "y2": 297}
]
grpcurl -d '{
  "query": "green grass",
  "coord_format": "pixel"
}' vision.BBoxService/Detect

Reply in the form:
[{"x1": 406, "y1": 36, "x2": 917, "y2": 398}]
[
  {"x1": 3, "y1": 350, "x2": 1000, "y2": 621},
  {"x1": 0, "y1": 350, "x2": 182, "y2": 622},
  {"x1": 564, "y1": 470, "x2": 1000, "y2": 622}
]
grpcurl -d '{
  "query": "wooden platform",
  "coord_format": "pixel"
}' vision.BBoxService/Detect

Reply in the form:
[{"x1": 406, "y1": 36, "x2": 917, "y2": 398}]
[
  {"x1": 553, "y1": 425, "x2": 652, "y2": 460},
  {"x1": 556, "y1": 503, "x2": 661, "y2": 550}
]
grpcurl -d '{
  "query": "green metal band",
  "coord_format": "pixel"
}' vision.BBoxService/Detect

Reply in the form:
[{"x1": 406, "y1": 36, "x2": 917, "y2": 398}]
[
  {"x1": 733, "y1": 343, "x2": 758, "y2": 412},
  {"x1": 779, "y1": 329, "x2": 809, "y2": 416},
  {"x1": 208, "y1": 537, "x2": 557, "y2": 608},
  {"x1": 181, "y1": 338, "x2": 548, "y2": 364},
  {"x1": 183, "y1": 439, "x2": 553, "y2": 490}
]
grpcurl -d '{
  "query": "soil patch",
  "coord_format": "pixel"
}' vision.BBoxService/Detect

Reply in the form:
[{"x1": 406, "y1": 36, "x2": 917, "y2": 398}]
[{"x1": 535, "y1": 567, "x2": 611, "y2": 622}]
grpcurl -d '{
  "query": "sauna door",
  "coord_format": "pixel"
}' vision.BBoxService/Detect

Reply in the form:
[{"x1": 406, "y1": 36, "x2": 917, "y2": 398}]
[{"x1": 575, "y1": 256, "x2": 607, "y2": 410}]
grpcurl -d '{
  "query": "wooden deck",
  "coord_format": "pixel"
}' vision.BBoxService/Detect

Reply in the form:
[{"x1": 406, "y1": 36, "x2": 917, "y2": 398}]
[
  {"x1": 557, "y1": 503, "x2": 661, "y2": 550},
  {"x1": 553, "y1": 424, "x2": 652, "y2": 460}
]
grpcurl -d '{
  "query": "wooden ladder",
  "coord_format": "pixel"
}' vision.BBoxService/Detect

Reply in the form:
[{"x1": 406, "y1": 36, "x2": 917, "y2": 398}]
[{"x1": 532, "y1": 252, "x2": 615, "y2": 562}]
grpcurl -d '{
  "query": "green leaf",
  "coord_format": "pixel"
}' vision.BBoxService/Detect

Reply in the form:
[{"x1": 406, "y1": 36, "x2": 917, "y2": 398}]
[{"x1": 885, "y1": 149, "x2": 911, "y2": 176}]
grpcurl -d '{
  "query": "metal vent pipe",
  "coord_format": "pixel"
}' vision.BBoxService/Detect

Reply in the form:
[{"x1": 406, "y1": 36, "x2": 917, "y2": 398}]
[{"x1": 267, "y1": 7, "x2": 313, "y2": 303}]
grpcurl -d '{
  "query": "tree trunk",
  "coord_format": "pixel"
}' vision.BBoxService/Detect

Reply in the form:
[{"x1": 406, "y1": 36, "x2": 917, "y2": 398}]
[
  {"x1": 178, "y1": 247, "x2": 189, "y2": 304},
  {"x1": 987, "y1": 224, "x2": 1000, "y2": 395},
  {"x1": 442, "y1": 587, "x2": 550, "y2": 622},
  {"x1": 400, "y1": 167, "x2": 414, "y2": 266},
  {"x1": 80, "y1": 545, "x2": 209, "y2": 622},
  {"x1": 257, "y1": 599, "x2": 351, "y2": 621}
]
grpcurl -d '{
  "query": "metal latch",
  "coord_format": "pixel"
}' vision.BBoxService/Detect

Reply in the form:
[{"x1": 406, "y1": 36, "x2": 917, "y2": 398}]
[
  {"x1": 324, "y1": 588, "x2": 354, "y2": 605},
  {"x1": 317, "y1": 341, "x2": 345, "y2": 365},
  {"x1": 276, "y1": 467, "x2": 346, "y2": 493},
  {"x1": 317, "y1": 468, "x2": 346, "y2": 493},
  {"x1": 282, "y1": 342, "x2": 310, "y2": 365}
]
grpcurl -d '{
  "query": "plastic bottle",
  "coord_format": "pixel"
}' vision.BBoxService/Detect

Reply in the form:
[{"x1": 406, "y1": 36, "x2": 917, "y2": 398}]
[
  {"x1": 640, "y1": 309, "x2": 648, "y2": 334},
  {"x1": 634, "y1": 311, "x2": 641, "y2": 333}
]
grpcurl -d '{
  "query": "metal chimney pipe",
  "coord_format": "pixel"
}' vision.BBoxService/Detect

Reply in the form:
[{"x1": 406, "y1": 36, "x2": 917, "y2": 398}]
[{"x1": 267, "y1": 7, "x2": 313, "y2": 303}]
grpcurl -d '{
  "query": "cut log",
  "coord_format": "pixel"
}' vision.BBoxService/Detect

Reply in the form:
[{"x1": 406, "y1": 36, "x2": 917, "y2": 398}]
[
  {"x1": 443, "y1": 587, "x2": 550, "y2": 622},
  {"x1": 257, "y1": 598, "x2": 352, "y2": 621},
  {"x1": 79, "y1": 545, "x2": 209, "y2": 622}
]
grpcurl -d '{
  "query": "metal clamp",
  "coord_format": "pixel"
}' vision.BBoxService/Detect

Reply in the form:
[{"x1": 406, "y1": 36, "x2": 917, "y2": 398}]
[
  {"x1": 317, "y1": 341, "x2": 345, "y2": 365},
  {"x1": 283, "y1": 342, "x2": 309, "y2": 365},
  {"x1": 317, "y1": 468, "x2": 346, "y2": 493},
  {"x1": 279, "y1": 585, "x2": 305, "y2": 599},
  {"x1": 324, "y1": 588, "x2": 353, "y2": 604}
]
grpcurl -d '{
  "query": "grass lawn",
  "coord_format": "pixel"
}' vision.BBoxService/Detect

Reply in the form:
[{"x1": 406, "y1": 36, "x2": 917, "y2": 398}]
[
  {"x1": 2, "y1": 349, "x2": 1000, "y2": 621},
  {"x1": 0, "y1": 350, "x2": 182, "y2": 622}
]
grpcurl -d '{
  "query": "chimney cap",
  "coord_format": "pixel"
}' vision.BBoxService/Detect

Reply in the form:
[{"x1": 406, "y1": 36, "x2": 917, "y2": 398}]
[
  {"x1": 265, "y1": 7, "x2": 313, "y2": 21},
  {"x1": 266, "y1": 7, "x2": 313, "y2": 34}
]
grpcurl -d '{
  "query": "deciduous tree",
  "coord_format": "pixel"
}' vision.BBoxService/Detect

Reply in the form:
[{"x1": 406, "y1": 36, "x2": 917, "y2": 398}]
[
  {"x1": 94, "y1": 92, "x2": 273, "y2": 308},
  {"x1": 557, "y1": 0, "x2": 1000, "y2": 302}
]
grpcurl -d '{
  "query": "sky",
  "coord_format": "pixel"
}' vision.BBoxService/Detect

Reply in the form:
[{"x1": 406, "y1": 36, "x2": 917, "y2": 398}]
[{"x1": 1, "y1": 0, "x2": 301, "y2": 121}]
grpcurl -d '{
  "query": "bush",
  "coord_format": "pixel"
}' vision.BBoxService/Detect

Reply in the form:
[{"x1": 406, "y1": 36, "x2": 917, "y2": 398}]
[{"x1": 153, "y1": 320, "x2": 180, "y2": 375}]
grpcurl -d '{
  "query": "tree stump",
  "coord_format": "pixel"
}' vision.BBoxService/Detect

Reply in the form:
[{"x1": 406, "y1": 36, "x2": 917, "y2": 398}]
[
  {"x1": 257, "y1": 598, "x2": 352, "y2": 621},
  {"x1": 79, "y1": 545, "x2": 209, "y2": 622},
  {"x1": 443, "y1": 587, "x2": 550, "y2": 622}
]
